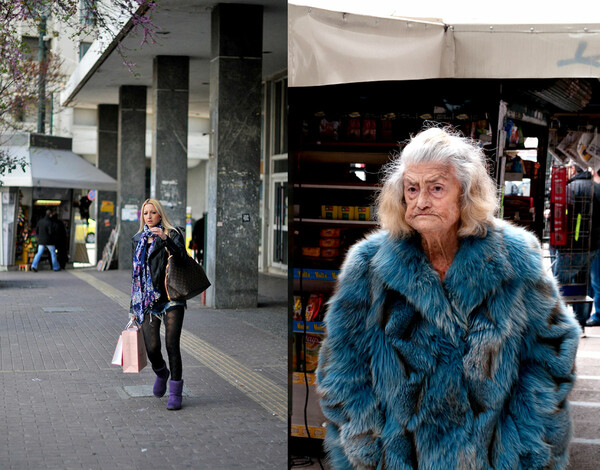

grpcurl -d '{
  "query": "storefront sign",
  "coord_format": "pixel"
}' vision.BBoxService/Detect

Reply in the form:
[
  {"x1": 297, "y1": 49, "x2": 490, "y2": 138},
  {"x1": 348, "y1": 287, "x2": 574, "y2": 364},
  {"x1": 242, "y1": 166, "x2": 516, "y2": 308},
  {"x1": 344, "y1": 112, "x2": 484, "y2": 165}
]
[
  {"x1": 121, "y1": 204, "x2": 139, "y2": 221},
  {"x1": 100, "y1": 200, "x2": 114, "y2": 214}
]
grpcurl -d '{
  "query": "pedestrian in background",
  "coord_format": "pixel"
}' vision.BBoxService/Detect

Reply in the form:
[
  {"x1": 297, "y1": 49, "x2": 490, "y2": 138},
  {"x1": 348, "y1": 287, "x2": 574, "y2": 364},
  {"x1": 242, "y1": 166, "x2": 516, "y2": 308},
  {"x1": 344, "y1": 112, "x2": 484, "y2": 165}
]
[
  {"x1": 130, "y1": 198, "x2": 188, "y2": 410},
  {"x1": 51, "y1": 212, "x2": 68, "y2": 270},
  {"x1": 189, "y1": 215, "x2": 205, "y2": 265},
  {"x1": 554, "y1": 164, "x2": 598, "y2": 329},
  {"x1": 585, "y1": 168, "x2": 600, "y2": 326},
  {"x1": 31, "y1": 209, "x2": 60, "y2": 272},
  {"x1": 317, "y1": 127, "x2": 580, "y2": 469}
]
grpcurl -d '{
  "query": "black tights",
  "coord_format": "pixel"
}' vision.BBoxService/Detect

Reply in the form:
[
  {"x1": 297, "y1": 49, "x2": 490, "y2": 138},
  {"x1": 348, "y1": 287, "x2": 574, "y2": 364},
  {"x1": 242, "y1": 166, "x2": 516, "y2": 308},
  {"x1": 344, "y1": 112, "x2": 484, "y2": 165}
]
[{"x1": 141, "y1": 307, "x2": 185, "y2": 381}]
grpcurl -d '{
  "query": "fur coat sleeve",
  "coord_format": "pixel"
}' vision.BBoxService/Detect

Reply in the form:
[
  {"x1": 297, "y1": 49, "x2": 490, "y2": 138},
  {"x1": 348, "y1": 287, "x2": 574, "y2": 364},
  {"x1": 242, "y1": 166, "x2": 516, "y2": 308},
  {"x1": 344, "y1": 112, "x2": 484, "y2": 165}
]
[{"x1": 317, "y1": 221, "x2": 580, "y2": 470}]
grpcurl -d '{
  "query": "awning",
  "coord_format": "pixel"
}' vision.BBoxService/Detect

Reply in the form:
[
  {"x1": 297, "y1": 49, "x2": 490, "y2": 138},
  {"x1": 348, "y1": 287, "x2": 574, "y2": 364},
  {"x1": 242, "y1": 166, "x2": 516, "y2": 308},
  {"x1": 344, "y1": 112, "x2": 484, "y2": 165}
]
[
  {"x1": 289, "y1": 2, "x2": 600, "y2": 87},
  {"x1": 0, "y1": 146, "x2": 118, "y2": 191}
]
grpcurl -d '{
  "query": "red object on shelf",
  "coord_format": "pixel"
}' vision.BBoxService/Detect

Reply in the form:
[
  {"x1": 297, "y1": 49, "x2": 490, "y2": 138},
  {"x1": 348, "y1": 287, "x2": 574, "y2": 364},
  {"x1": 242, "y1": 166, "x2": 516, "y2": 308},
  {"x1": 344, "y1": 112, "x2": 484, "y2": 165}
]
[
  {"x1": 551, "y1": 166, "x2": 567, "y2": 204},
  {"x1": 551, "y1": 203, "x2": 567, "y2": 246},
  {"x1": 550, "y1": 166, "x2": 568, "y2": 246}
]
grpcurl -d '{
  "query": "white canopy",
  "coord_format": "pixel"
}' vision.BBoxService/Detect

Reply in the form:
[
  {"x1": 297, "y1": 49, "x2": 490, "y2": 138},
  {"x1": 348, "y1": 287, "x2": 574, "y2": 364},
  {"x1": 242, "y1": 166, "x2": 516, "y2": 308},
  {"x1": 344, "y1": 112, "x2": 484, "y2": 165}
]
[
  {"x1": 0, "y1": 146, "x2": 117, "y2": 191},
  {"x1": 289, "y1": 1, "x2": 600, "y2": 87}
]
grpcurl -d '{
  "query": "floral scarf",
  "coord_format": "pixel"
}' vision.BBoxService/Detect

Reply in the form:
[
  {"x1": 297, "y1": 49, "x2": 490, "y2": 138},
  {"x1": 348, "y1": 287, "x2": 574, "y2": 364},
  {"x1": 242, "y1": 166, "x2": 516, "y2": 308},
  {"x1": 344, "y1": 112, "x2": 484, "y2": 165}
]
[{"x1": 131, "y1": 224, "x2": 162, "y2": 324}]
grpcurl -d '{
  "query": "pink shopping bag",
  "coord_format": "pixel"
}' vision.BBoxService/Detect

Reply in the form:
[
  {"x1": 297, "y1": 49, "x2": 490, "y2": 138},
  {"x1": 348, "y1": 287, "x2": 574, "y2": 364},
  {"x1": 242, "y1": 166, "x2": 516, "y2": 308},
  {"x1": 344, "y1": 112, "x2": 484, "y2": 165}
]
[
  {"x1": 111, "y1": 334, "x2": 123, "y2": 366},
  {"x1": 121, "y1": 321, "x2": 147, "y2": 373}
]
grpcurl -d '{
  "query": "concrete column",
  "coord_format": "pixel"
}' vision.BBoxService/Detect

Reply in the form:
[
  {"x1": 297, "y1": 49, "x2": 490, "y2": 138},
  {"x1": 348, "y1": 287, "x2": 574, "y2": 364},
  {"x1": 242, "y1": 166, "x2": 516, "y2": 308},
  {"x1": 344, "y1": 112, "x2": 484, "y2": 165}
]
[
  {"x1": 96, "y1": 104, "x2": 118, "y2": 264},
  {"x1": 151, "y1": 55, "x2": 189, "y2": 227},
  {"x1": 206, "y1": 4, "x2": 263, "y2": 308},
  {"x1": 117, "y1": 85, "x2": 147, "y2": 270}
]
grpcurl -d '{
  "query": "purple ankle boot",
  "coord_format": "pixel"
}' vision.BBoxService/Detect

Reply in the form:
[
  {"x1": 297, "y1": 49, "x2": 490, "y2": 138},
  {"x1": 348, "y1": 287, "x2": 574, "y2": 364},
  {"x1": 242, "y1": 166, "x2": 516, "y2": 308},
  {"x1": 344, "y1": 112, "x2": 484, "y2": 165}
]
[
  {"x1": 152, "y1": 363, "x2": 170, "y2": 398},
  {"x1": 167, "y1": 379, "x2": 184, "y2": 410}
]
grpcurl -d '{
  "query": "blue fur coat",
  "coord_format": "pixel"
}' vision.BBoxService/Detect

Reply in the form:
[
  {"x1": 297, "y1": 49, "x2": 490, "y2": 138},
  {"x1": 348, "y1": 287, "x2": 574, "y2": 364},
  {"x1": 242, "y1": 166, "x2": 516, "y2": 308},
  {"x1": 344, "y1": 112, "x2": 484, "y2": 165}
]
[{"x1": 317, "y1": 220, "x2": 580, "y2": 470}]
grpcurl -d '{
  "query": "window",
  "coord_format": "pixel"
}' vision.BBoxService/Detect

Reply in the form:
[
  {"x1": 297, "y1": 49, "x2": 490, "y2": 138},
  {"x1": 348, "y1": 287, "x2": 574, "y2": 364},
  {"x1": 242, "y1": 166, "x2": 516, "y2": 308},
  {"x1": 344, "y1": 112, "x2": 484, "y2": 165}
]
[
  {"x1": 80, "y1": 0, "x2": 97, "y2": 26},
  {"x1": 79, "y1": 41, "x2": 92, "y2": 60},
  {"x1": 21, "y1": 36, "x2": 40, "y2": 60},
  {"x1": 272, "y1": 78, "x2": 288, "y2": 155}
]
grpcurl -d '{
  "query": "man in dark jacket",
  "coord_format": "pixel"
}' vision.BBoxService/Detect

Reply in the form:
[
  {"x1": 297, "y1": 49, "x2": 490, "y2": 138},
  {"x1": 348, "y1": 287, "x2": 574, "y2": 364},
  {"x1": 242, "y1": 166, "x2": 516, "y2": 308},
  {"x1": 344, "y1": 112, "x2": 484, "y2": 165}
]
[
  {"x1": 31, "y1": 209, "x2": 60, "y2": 271},
  {"x1": 554, "y1": 165, "x2": 597, "y2": 328},
  {"x1": 585, "y1": 169, "x2": 600, "y2": 326},
  {"x1": 51, "y1": 212, "x2": 68, "y2": 270}
]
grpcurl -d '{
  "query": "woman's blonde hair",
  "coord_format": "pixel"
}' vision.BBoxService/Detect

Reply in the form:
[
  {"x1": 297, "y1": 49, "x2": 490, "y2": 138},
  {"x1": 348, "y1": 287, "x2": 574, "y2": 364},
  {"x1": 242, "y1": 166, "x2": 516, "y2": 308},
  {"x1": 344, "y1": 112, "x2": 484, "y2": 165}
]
[
  {"x1": 137, "y1": 198, "x2": 177, "y2": 234},
  {"x1": 377, "y1": 126, "x2": 499, "y2": 239}
]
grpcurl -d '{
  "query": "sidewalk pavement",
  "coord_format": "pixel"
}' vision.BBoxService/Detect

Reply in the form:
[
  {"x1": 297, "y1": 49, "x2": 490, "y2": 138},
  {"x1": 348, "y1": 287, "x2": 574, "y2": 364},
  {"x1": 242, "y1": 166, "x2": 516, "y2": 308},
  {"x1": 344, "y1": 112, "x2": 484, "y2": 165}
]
[{"x1": 0, "y1": 267, "x2": 287, "y2": 470}]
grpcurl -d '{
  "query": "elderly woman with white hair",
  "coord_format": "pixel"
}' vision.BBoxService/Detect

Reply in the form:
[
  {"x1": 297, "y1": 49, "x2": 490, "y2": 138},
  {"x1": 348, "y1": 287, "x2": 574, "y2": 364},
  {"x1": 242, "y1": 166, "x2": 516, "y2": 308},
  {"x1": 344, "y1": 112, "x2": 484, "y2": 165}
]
[{"x1": 317, "y1": 127, "x2": 580, "y2": 470}]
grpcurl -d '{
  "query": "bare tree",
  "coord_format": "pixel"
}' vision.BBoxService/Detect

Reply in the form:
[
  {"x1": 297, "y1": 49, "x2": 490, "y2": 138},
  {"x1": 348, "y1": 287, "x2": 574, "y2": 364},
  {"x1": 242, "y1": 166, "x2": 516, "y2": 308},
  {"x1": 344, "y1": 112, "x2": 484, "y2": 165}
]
[{"x1": 0, "y1": 0, "x2": 159, "y2": 180}]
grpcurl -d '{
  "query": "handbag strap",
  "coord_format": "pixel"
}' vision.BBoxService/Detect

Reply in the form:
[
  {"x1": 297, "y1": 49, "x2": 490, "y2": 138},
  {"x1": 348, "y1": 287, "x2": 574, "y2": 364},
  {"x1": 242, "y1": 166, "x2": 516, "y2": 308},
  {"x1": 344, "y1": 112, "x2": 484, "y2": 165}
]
[{"x1": 164, "y1": 226, "x2": 185, "y2": 257}]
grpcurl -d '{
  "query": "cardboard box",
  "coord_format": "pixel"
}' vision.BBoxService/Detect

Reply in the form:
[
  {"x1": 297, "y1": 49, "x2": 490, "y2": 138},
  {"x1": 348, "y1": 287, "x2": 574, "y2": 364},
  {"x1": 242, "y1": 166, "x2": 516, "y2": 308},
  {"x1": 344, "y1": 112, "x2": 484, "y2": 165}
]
[
  {"x1": 321, "y1": 205, "x2": 339, "y2": 220},
  {"x1": 319, "y1": 238, "x2": 341, "y2": 248},
  {"x1": 356, "y1": 206, "x2": 371, "y2": 221},
  {"x1": 320, "y1": 228, "x2": 341, "y2": 238},
  {"x1": 302, "y1": 247, "x2": 321, "y2": 257},
  {"x1": 320, "y1": 248, "x2": 340, "y2": 258},
  {"x1": 339, "y1": 206, "x2": 355, "y2": 220}
]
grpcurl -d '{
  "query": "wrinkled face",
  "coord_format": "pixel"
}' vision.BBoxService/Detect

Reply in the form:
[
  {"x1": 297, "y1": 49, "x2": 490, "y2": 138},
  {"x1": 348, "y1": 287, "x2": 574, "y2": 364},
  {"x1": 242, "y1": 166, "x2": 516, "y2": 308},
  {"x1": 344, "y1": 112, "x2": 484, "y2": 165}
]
[
  {"x1": 403, "y1": 163, "x2": 462, "y2": 238},
  {"x1": 143, "y1": 203, "x2": 161, "y2": 228}
]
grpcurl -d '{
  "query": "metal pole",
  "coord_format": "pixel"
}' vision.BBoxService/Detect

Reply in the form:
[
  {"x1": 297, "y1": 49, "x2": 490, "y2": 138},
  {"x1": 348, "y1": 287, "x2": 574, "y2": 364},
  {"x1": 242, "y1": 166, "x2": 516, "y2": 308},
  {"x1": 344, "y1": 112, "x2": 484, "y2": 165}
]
[
  {"x1": 37, "y1": 14, "x2": 47, "y2": 135},
  {"x1": 48, "y1": 92, "x2": 53, "y2": 135}
]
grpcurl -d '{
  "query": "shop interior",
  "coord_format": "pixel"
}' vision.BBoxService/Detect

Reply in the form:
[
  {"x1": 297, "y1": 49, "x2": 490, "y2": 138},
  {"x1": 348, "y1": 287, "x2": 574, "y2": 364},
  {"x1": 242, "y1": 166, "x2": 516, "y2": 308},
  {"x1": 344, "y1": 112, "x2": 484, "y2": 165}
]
[{"x1": 15, "y1": 187, "x2": 97, "y2": 270}]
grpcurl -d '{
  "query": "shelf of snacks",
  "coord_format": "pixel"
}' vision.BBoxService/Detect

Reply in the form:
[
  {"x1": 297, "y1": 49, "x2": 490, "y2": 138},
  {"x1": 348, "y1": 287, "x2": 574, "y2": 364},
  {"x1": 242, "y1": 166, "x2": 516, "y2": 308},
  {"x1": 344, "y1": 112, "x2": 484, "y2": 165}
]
[
  {"x1": 290, "y1": 424, "x2": 327, "y2": 440},
  {"x1": 294, "y1": 182, "x2": 380, "y2": 190},
  {"x1": 294, "y1": 218, "x2": 377, "y2": 226},
  {"x1": 291, "y1": 109, "x2": 403, "y2": 443},
  {"x1": 291, "y1": 368, "x2": 328, "y2": 439},
  {"x1": 295, "y1": 203, "x2": 377, "y2": 224},
  {"x1": 296, "y1": 150, "x2": 392, "y2": 164},
  {"x1": 292, "y1": 321, "x2": 326, "y2": 335}
]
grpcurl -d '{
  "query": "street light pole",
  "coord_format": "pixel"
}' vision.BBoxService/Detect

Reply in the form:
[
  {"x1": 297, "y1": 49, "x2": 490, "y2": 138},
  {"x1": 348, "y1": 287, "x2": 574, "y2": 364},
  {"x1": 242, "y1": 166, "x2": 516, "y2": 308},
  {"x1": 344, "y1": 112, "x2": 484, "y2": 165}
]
[{"x1": 37, "y1": 13, "x2": 47, "y2": 135}]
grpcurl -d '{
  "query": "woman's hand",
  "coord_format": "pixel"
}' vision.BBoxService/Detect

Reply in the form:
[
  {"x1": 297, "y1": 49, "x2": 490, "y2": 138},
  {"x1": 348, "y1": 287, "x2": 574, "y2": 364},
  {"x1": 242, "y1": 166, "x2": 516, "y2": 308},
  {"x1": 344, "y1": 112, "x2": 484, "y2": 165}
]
[{"x1": 149, "y1": 226, "x2": 167, "y2": 240}]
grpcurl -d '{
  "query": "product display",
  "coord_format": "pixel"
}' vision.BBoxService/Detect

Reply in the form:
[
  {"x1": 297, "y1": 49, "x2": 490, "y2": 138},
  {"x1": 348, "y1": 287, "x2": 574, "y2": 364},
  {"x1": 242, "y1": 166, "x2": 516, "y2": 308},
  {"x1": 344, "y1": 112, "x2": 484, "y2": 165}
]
[
  {"x1": 305, "y1": 293, "x2": 324, "y2": 322},
  {"x1": 292, "y1": 293, "x2": 325, "y2": 322},
  {"x1": 319, "y1": 237, "x2": 340, "y2": 248},
  {"x1": 302, "y1": 334, "x2": 321, "y2": 373},
  {"x1": 319, "y1": 205, "x2": 374, "y2": 221}
]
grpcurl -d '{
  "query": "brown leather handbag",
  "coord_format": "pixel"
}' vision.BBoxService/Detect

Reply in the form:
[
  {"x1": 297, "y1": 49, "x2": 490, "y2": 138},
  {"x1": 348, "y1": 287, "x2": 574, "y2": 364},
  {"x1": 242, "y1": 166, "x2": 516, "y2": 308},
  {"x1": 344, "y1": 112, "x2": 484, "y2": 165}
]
[{"x1": 165, "y1": 243, "x2": 211, "y2": 301}]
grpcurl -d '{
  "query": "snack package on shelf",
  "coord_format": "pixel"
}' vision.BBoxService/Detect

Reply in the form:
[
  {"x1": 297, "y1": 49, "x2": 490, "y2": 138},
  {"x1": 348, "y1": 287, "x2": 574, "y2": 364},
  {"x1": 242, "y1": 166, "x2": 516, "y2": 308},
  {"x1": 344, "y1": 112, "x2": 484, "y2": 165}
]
[
  {"x1": 305, "y1": 293, "x2": 324, "y2": 322},
  {"x1": 356, "y1": 206, "x2": 371, "y2": 221},
  {"x1": 321, "y1": 205, "x2": 340, "y2": 220},
  {"x1": 340, "y1": 206, "x2": 355, "y2": 220},
  {"x1": 319, "y1": 238, "x2": 341, "y2": 248},
  {"x1": 381, "y1": 117, "x2": 394, "y2": 141},
  {"x1": 303, "y1": 334, "x2": 322, "y2": 373},
  {"x1": 362, "y1": 117, "x2": 377, "y2": 141},
  {"x1": 347, "y1": 117, "x2": 362, "y2": 141},
  {"x1": 293, "y1": 295, "x2": 303, "y2": 320},
  {"x1": 302, "y1": 246, "x2": 321, "y2": 257},
  {"x1": 318, "y1": 117, "x2": 341, "y2": 141},
  {"x1": 320, "y1": 248, "x2": 340, "y2": 260},
  {"x1": 320, "y1": 228, "x2": 342, "y2": 238}
]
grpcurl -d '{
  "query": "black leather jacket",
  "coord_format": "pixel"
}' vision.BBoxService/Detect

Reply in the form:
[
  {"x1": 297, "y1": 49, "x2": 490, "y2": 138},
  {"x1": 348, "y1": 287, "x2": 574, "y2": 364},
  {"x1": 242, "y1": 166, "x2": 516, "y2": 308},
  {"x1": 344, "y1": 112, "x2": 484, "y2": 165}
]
[
  {"x1": 35, "y1": 215, "x2": 54, "y2": 245},
  {"x1": 131, "y1": 227, "x2": 188, "y2": 304}
]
